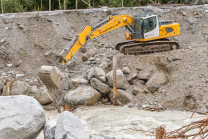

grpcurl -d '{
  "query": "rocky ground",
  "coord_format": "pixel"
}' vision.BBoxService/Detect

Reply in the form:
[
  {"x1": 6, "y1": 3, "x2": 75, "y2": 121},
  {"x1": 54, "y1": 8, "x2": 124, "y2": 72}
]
[{"x1": 0, "y1": 4, "x2": 208, "y2": 139}]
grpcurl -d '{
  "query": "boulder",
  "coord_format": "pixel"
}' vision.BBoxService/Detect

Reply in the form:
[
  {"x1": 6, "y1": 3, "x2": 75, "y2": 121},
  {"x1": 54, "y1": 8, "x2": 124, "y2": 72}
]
[
  {"x1": 122, "y1": 67, "x2": 131, "y2": 74},
  {"x1": 137, "y1": 64, "x2": 157, "y2": 80},
  {"x1": 90, "y1": 78, "x2": 111, "y2": 94},
  {"x1": 94, "y1": 67, "x2": 106, "y2": 82},
  {"x1": 108, "y1": 89, "x2": 133, "y2": 105},
  {"x1": 2, "y1": 80, "x2": 31, "y2": 96},
  {"x1": 64, "y1": 85, "x2": 102, "y2": 105},
  {"x1": 146, "y1": 70, "x2": 168, "y2": 91},
  {"x1": 34, "y1": 86, "x2": 53, "y2": 105},
  {"x1": 55, "y1": 111, "x2": 85, "y2": 139},
  {"x1": 44, "y1": 119, "x2": 56, "y2": 139},
  {"x1": 106, "y1": 70, "x2": 129, "y2": 90},
  {"x1": 132, "y1": 81, "x2": 149, "y2": 96},
  {"x1": 0, "y1": 95, "x2": 46, "y2": 139},
  {"x1": 70, "y1": 77, "x2": 89, "y2": 89},
  {"x1": 87, "y1": 68, "x2": 95, "y2": 80},
  {"x1": 124, "y1": 73, "x2": 138, "y2": 81}
]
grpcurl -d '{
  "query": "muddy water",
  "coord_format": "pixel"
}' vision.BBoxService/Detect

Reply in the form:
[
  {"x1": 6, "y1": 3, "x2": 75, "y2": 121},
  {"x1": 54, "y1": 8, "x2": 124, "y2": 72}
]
[
  {"x1": 38, "y1": 106, "x2": 207, "y2": 139},
  {"x1": 75, "y1": 105, "x2": 207, "y2": 139}
]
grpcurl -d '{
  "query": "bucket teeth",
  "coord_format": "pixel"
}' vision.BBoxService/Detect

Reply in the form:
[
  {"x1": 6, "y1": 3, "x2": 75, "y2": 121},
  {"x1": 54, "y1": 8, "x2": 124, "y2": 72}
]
[{"x1": 38, "y1": 66, "x2": 61, "y2": 90}]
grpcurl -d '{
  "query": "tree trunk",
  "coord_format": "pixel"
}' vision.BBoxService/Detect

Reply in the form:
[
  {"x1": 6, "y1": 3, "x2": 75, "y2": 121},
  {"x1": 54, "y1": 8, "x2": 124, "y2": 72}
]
[
  {"x1": 76, "y1": 0, "x2": 78, "y2": 10},
  {"x1": 58, "y1": 0, "x2": 61, "y2": 10},
  {"x1": 34, "y1": 0, "x2": 36, "y2": 11},
  {"x1": 64, "y1": 0, "x2": 66, "y2": 10},
  {"x1": 41, "y1": 0, "x2": 42, "y2": 11},
  {"x1": 49, "y1": 0, "x2": 51, "y2": 11},
  {"x1": 122, "y1": 0, "x2": 124, "y2": 7},
  {"x1": 1, "y1": 0, "x2": 3, "y2": 14}
]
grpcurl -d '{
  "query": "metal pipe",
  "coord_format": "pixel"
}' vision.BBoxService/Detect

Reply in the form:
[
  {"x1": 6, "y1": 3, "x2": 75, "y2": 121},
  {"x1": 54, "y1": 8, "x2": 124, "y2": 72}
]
[
  {"x1": 92, "y1": 18, "x2": 110, "y2": 30},
  {"x1": 59, "y1": 37, "x2": 78, "y2": 55}
]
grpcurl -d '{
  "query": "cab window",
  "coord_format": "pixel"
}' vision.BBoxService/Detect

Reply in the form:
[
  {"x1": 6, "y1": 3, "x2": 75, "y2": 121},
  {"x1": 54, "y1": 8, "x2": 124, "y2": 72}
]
[{"x1": 144, "y1": 16, "x2": 157, "y2": 33}]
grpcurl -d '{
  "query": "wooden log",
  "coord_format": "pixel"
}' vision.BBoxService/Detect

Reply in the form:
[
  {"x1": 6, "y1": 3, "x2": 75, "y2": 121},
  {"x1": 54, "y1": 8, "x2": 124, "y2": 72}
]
[
  {"x1": 44, "y1": 89, "x2": 61, "y2": 113},
  {"x1": 7, "y1": 82, "x2": 9, "y2": 96},
  {"x1": 113, "y1": 55, "x2": 117, "y2": 106}
]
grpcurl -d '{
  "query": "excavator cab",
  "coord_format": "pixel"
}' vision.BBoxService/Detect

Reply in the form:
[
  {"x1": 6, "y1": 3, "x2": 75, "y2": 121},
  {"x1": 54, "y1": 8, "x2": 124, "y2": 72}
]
[{"x1": 131, "y1": 13, "x2": 160, "y2": 40}]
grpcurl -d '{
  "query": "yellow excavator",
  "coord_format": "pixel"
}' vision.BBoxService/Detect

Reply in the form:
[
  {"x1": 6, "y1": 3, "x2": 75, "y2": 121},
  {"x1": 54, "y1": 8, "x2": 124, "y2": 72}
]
[{"x1": 39, "y1": 12, "x2": 180, "y2": 90}]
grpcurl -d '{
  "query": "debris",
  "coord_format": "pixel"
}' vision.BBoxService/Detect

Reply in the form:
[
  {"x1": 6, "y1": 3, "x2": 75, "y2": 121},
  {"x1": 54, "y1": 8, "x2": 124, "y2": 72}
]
[{"x1": 44, "y1": 88, "x2": 61, "y2": 113}]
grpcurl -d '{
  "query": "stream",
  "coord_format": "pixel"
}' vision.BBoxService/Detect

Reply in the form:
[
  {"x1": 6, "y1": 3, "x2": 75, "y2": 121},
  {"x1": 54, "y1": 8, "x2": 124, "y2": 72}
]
[{"x1": 38, "y1": 105, "x2": 207, "y2": 139}]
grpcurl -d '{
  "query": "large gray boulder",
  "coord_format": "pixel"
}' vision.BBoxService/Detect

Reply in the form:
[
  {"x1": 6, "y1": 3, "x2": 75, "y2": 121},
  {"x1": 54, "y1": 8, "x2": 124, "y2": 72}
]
[
  {"x1": 132, "y1": 81, "x2": 149, "y2": 96},
  {"x1": 146, "y1": 70, "x2": 168, "y2": 91},
  {"x1": 2, "y1": 80, "x2": 31, "y2": 96},
  {"x1": 70, "y1": 77, "x2": 89, "y2": 89},
  {"x1": 44, "y1": 119, "x2": 56, "y2": 139},
  {"x1": 137, "y1": 65, "x2": 157, "y2": 80},
  {"x1": 108, "y1": 89, "x2": 133, "y2": 105},
  {"x1": 106, "y1": 70, "x2": 129, "y2": 90},
  {"x1": 90, "y1": 78, "x2": 111, "y2": 94},
  {"x1": 34, "y1": 86, "x2": 52, "y2": 105},
  {"x1": 64, "y1": 85, "x2": 102, "y2": 105},
  {"x1": 94, "y1": 67, "x2": 106, "y2": 82},
  {"x1": 55, "y1": 111, "x2": 85, "y2": 139},
  {"x1": 0, "y1": 95, "x2": 46, "y2": 139}
]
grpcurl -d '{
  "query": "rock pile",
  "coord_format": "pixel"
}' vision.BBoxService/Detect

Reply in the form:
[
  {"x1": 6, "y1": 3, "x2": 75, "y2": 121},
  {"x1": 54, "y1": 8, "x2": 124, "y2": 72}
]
[{"x1": 64, "y1": 56, "x2": 169, "y2": 106}]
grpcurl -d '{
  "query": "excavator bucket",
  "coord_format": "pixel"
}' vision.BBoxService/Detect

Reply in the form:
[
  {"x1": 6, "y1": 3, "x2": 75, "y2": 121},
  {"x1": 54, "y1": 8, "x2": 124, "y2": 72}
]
[{"x1": 38, "y1": 65, "x2": 61, "y2": 90}]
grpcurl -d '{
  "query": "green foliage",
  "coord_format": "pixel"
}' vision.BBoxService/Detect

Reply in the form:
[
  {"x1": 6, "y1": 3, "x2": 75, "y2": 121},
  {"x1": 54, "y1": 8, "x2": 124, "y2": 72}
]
[{"x1": 0, "y1": 0, "x2": 205, "y2": 14}]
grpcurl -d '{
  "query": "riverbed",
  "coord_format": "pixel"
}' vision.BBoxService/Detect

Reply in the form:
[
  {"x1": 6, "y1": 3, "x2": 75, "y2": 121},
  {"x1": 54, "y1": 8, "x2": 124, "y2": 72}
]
[{"x1": 38, "y1": 105, "x2": 207, "y2": 139}]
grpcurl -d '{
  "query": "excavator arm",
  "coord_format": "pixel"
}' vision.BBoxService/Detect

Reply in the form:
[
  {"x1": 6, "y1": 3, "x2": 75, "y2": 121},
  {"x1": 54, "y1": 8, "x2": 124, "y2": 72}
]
[{"x1": 61, "y1": 14, "x2": 134, "y2": 63}]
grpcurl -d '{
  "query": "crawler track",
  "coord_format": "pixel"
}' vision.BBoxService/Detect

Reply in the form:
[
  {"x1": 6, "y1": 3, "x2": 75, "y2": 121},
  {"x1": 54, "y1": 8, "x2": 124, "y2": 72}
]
[{"x1": 115, "y1": 39, "x2": 179, "y2": 55}]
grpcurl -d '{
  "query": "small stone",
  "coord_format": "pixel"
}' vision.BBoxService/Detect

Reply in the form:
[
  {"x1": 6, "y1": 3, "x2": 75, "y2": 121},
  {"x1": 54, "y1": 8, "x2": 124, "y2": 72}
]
[
  {"x1": 122, "y1": 67, "x2": 131, "y2": 74},
  {"x1": 1, "y1": 73, "x2": 7, "y2": 76},
  {"x1": 31, "y1": 85, "x2": 38, "y2": 94},
  {"x1": 142, "y1": 105, "x2": 147, "y2": 109},
  {"x1": 123, "y1": 105, "x2": 129, "y2": 108},
  {"x1": 15, "y1": 60, "x2": 22, "y2": 67},
  {"x1": 82, "y1": 55, "x2": 89, "y2": 61},
  {"x1": 18, "y1": 24, "x2": 24, "y2": 29},
  {"x1": 86, "y1": 61, "x2": 91, "y2": 65},
  {"x1": 88, "y1": 57, "x2": 95, "y2": 61},
  {"x1": 6, "y1": 64, "x2": 12, "y2": 67},
  {"x1": 153, "y1": 102, "x2": 157, "y2": 105},
  {"x1": 16, "y1": 74, "x2": 24, "y2": 78},
  {"x1": 79, "y1": 47, "x2": 87, "y2": 53},
  {"x1": 180, "y1": 11, "x2": 186, "y2": 16},
  {"x1": 91, "y1": 61, "x2": 96, "y2": 64},
  {"x1": 167, "y1": 56, "x2": 173, "y2": 62},
  {"x1": 95, "y1": 58, "x2": 101, "y2": 62}
]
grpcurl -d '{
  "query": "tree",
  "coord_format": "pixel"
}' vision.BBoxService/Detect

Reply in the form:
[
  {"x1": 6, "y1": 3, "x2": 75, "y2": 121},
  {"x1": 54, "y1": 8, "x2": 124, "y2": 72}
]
[{"x1": 1, "y1": 0, "x2": 3, "y2": 14}]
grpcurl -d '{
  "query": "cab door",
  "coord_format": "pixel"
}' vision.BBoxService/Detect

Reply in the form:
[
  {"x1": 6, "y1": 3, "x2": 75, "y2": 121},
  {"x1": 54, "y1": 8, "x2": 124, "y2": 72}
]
[{"x1": 143, "y1": 16, "x2": 159, "y2": 39}]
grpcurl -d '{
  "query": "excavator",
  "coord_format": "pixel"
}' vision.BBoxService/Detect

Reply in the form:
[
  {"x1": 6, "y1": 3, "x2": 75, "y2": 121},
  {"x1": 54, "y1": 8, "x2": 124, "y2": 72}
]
[{"x1": 38, "y1": 12, "x2": 180, "y2": 90}]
